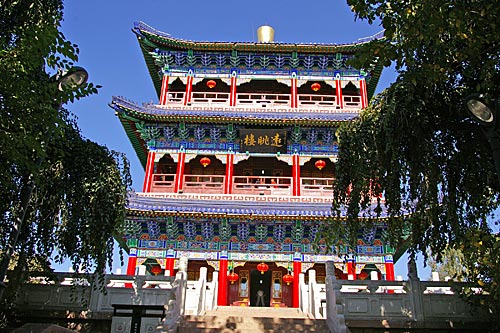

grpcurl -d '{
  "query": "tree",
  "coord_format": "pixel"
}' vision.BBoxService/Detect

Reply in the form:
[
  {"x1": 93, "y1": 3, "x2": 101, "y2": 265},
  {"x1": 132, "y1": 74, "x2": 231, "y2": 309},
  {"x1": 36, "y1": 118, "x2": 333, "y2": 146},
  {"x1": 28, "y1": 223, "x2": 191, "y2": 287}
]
[
  {"x1": 0, "y1": 0, "x2": 131, "y2": 312},
  {"x1": 324, "y1": 0, "x2": 500, "y2": 323},
  {"x1": 427, "y1": 247, "x2": 467, "y2": 281}
]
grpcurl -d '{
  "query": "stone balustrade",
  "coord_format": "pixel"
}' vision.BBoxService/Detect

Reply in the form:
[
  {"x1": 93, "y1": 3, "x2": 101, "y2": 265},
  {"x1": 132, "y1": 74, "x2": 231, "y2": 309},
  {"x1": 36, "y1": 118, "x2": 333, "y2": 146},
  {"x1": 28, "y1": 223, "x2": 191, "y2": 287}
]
[
  {"x1": 13, "y1": 273, "x2": 184, "y2": 332},
  {"x1": 326, "y1": 277, "x2": 492, "y2": 332}
]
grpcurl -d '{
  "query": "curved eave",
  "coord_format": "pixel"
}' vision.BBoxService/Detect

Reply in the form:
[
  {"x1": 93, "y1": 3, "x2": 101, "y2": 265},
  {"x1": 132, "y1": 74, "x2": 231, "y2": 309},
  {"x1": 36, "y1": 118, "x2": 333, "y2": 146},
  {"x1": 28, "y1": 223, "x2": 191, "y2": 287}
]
[
  {"x1": 111, "y1": 97, "x2": 355, "y2": 127},
  {"x1": 134, "y1": 21, "x2": 369, "y2": 54},
  {"x1": 117, "y1": 115, "x2": 148, "y2": 168},
  {"x1": 133, "y1": 22, "x2": 385, "y2": 100},
  {"x1": 367, "y1": 61, "x2": 384, "y2": 100}
]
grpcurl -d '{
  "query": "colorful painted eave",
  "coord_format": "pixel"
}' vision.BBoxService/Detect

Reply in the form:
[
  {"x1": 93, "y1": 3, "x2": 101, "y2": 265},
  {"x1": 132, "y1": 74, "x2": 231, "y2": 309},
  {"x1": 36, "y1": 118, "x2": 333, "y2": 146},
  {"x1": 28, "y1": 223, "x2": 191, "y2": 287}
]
[
  {"x1": 132, "y1": 22, "x2": 385, "y2": 101},
  {"x1": 110, "y1": 96, "x2": 355, "y2": 166}
]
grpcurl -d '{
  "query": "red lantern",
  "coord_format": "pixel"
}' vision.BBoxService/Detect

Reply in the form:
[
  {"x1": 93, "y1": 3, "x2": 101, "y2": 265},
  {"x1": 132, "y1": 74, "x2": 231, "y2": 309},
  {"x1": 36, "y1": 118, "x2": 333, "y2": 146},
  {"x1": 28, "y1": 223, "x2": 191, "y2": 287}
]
[
  {"x1": 257, "y1": 262, "x2": 269, "y2": 274},
  {"x1": 227, "y1": 272, "x2": 239, "y2": 284},
  {"x1": 315, "y1": 159, "x2": 326, "y2": 170},
  {"x1": 311, "y1": 82, "x2": 321, "y2": 91},
  {"x1": 283, "y1": 273, "x2": 294, "y2": 285},
  {"x1": 151, "y1": 265, "x2": 162, "y2": 276},
  {"x1": 206, "y1": 80, "x2": 217, "y2": 89},
  {"x1": 200, "y1": 157, "x2": 211, "y2": 167}
]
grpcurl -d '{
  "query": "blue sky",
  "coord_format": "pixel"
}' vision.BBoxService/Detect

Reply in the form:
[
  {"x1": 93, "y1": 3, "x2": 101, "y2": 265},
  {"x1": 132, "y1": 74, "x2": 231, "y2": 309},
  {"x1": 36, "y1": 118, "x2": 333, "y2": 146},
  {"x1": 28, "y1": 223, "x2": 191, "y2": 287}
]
[{"x1": 59, "y1": 1, "x2": 428, "y2": 278}]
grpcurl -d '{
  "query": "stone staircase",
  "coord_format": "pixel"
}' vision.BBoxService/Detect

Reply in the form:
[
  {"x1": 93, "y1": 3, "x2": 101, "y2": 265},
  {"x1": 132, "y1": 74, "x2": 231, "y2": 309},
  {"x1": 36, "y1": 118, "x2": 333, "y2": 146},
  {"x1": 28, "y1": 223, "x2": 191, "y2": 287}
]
[{"x1": 178, "y1": 306, "x2": 330, "y2": 333}]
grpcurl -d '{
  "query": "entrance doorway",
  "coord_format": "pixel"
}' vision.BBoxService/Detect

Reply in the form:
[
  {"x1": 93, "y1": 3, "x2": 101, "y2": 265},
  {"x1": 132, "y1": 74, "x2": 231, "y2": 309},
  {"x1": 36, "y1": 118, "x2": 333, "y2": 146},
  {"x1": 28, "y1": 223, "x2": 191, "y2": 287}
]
[{"x1": 250, "y1": 269, "x2": 271, "y2": 306}]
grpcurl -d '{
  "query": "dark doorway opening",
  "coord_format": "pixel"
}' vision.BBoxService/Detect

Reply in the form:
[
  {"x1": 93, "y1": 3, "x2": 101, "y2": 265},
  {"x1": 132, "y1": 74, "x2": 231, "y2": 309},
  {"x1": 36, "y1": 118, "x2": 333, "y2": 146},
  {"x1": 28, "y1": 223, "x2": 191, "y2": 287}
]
[{"x1": 250, "y1": 269, "x2": 271, "y2": 306}]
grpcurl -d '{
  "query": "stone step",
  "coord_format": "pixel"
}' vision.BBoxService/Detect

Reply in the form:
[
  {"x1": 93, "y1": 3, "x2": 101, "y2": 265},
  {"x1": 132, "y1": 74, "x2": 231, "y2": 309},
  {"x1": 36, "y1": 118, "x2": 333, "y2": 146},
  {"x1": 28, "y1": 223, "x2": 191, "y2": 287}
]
[
  {"x1": 205, "y1": 306, "x2": 310, "y2": 318},
  {"x1": 178, "y1": 306, "x2": 329, "y2": 333}
]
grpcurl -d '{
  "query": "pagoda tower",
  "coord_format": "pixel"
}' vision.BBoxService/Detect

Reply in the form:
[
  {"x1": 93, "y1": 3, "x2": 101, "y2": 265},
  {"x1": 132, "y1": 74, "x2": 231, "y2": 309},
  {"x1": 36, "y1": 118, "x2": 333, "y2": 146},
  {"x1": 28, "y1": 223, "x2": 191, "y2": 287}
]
[{"x1": 111, "y1": 22, "x2": 393, "y2": 307}]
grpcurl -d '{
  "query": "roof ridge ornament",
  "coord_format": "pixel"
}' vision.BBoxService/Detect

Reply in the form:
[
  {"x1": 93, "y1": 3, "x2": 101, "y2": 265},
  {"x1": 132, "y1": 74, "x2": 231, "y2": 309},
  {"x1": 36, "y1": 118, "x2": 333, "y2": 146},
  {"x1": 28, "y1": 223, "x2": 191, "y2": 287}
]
[{"x1": 257, "y1": 25, "x2": 274, "y2": 43}]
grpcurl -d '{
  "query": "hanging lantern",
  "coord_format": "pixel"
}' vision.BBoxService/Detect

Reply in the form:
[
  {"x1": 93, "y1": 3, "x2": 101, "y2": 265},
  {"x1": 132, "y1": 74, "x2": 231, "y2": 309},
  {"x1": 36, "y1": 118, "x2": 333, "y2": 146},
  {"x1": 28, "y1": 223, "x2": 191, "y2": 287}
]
[
  {"x1": 311, "y1": 82, "x2": 321, "y2": 91},
  {"x1": 227, "y1": 272, "x2": 239, "y2": 284},
  {"x1": 206, "y1": 80, "x2": 217, "y2": 89},
  {"x1": 200, "y1": 157, "x2": 211, "y2": 167},
  {"x1": 257, "y1": 262, "x2": 269, "y2": 274},
  {"x1": 315, "y1": 159, "x2": 326, "y2": 170},
  {"x1": 151, "y1": 265, "x2": 162, "y2": 276},
  {"x1": 282, "y1": 273, "x2": 294, "y2": 285}
]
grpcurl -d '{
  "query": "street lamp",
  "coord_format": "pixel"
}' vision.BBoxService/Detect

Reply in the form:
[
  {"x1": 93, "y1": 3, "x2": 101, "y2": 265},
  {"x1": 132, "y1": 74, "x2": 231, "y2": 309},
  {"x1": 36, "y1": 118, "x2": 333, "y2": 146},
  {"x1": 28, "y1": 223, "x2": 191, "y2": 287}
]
[
  {"x1": 57, "y1": 66, "x2": 89, "y2": 91},
  {"x1": 0, "y1": 66, "x2": 89, "y2": 300},
  {"x1": 465, "y1": 93, "x2": 500, "y2": 184}
]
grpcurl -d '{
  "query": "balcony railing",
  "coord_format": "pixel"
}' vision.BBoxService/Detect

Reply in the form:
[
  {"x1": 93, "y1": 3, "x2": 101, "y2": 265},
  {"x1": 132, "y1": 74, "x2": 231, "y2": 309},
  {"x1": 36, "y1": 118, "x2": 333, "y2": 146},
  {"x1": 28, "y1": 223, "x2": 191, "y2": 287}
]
[
  {"x1": 163, "y1": 92, "x2": 361, "y2": 111},
  {"x1": 150, "y1": 174, "x2": 334, "y2": 197}
]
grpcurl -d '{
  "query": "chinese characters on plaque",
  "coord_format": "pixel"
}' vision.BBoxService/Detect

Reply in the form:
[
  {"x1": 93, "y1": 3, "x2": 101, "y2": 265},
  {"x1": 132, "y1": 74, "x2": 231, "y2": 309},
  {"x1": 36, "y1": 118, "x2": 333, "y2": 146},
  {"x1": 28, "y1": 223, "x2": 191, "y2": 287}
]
[{"x1": 239, "y1": 129, "x2": 287, "y2": 154}]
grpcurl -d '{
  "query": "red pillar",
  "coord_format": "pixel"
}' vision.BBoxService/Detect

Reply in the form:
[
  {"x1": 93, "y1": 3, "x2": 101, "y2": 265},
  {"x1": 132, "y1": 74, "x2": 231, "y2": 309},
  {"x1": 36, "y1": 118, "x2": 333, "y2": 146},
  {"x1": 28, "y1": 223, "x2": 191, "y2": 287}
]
[
  {"x1": 385, "y1": 255, "x2": 395, "y2": 281},
  {"x1": 229, "y1": 72, "x2": 237, "y2": 106},
  {"x1": 292, "y1": 153, "x2": 301, "y2": 196},
  {"x1": 290, "y1": 75, "x2": 298, "y2": 108},
  {"x1": 165, "y1": 249, "x2": 175, "y2": 277},
  {"x1": 347, "y1": 258, "x2": 356, "y2": 280},
  {"x1": 174, "y1": 151, "x2": 186, "y2": 193},
  {"x1": 224, "y1": 153, "x2": 234, "y2": 194},
  {"x1": 183, "y1": 75, "x2": 193, "y2": 105},
  {"x1": 126, "y1": 249, "x2": 138, "y2": 276},
  {"x1": 292, "y1": 254, "x2": 301, "y2": 308},
  {"x1": 159, "y1": 74, "x2": 170, "y2": 105},
  {"x1": 142, "y1": 151, "x2": 156, "y2": 192},
  {"x1": 217, "y1": 252, "x2": 228, "y2": 306},
  {"x1": 125, "y1": 248, "x2": 138, "y2": 288},
  {"x1": 359, "y1": 77, "x2": 368, "y2": 108},
  {"x1": 335, "y1": 77, "x2": 343, "y2": 109}
]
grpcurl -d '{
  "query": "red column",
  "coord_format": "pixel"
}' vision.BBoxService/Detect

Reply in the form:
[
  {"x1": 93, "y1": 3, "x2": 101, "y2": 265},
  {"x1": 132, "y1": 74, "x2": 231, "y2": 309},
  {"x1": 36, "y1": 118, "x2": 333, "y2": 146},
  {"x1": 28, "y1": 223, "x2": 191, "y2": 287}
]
[
  {"x1": 229, "y1": 72, "x2": 237, "y2": 106},
  {"x1": 174, "y1": 151, "x2": 186, "y2": 193},
  {"x1": 290, "y1": 76, "x2": 298, "y2": 108},
  {"x1": 142, "y1": 151, "x2": 156, "y2": 192},
  {"x1": 292, "y1": 254, "x2": 301, "y2": 308},
  {"x1": 292, "y1": 153, "x2": 301, "y2": 196},
  {"x1": 125, "y1": 248, "x2": 138, "y2": 288},
  {"x1": 126, "y1": 248, "x2": 138, "y2": 276},
  {"x1": 183, "y1": 75, "x2": 193, "y2": 105},
  {"x1": 165, "y1": 249, "x2": 175, "y2": 277},
  {"x1": 335, "y1": 78, "x2": 343, "y2": 109},
  {"x1": 347, "y1": 258, "x2": 356, "y2": 280},
  {"x1": 159, "y1": 74, "x2": 170, "y2": 105},
  {"x1": 385, "y1": 255, "x2": 395, "y2": 281},
  {"x1": 217, "y1": 252, "x2": 228, "y2": 306},
  {"x1": 359, "y1": 78, "x2": 368, "y2": 108},
  {"x1": 224, "y1": 153, "x2": 234, "y2": 194}
]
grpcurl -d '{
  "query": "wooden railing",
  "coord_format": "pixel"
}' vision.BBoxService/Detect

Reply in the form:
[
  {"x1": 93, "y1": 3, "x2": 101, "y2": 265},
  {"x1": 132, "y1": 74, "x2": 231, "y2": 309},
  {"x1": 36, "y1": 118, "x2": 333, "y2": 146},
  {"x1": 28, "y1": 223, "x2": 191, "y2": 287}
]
[
  {"x1": 233, "y1": 175, "x2": 292, "y2": 196},
  {"x1": 151, "y1": 174, "x2": 175, "y2": 192},
  {"x1": 183, "y1": 174, "x2": 224, "y2": 193},
  {"x1": 162, "y1": 91, "x2": 361, "y2": 110},
  {"x1": 236, "y1": 93, "x2": 290, "y2": 108},
  {"x1": 298, "y1": 94, "x2": 336, "y2": 107},
  {"x1": 343, "y1": 95, "x2": 362, "y2": 109},
  {"x1": 300, "y1": 177, "x2": 334, "y2": 197},
  {"x1": 150, "y1": 174, "x2": 336, "y2": 197}
]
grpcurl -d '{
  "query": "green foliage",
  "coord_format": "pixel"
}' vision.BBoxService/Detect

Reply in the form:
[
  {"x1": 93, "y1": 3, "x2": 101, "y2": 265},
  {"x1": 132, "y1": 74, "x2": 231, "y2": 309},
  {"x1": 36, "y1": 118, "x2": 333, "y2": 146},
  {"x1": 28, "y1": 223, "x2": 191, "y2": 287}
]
[
  {"x1": 0, "y1": 0, "x2": 131, "y2": 304},
  {"x1": 460, "y1": 230, "x2": 500, "y2": 318},
  {"x1": 427, "y1": 246, "x2": 467, "y2": 281},
  {"x1": 325, "y1": 0, "x2": 500, "y2": 322}
]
